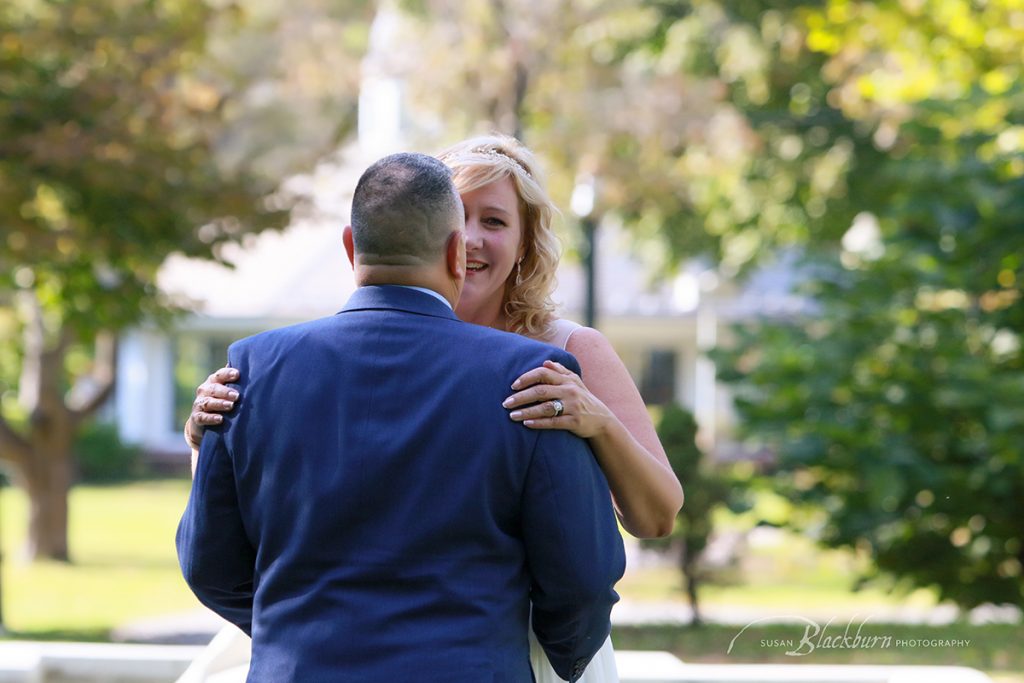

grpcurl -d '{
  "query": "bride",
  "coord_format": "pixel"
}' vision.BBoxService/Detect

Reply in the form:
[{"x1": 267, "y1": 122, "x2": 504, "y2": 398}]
[{"x1": 180, "y1": 134, "x2": 684, "y2": 682}]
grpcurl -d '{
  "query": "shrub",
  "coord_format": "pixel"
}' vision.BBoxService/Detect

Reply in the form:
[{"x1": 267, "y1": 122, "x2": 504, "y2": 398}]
[{"x1": 74, "y1": 421, "x2": 143, "y2": 482}]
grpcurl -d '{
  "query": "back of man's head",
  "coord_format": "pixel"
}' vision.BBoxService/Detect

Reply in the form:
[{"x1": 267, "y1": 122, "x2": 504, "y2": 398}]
[{"x1": 350, "y1": 153, "x2": 462, "y2": 266}]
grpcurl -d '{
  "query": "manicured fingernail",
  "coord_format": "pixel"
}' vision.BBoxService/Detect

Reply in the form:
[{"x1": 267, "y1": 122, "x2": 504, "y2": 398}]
[
  {"x1": 222, "y1": 401, "x2": 234, "y2": 409},
  {"x1": 509, "y1": 411, "x2": 523, "y2": 420},
  {"x1": 214, "y1": 415, "x2": 223, "y2": 423},
  {"x1": 523, "y1": 420, "x2": 535, "y2": 426},
  {"x1": 502, "y1": 397, "x2": 514, "y2": 407},
  {"x1": 228, "y1": 370, "x2": 239, "y2": 378},
  {"x1": 511, "y1": 380, "x2": 521, "y2": 389},
  {"x1": 227, "y1": 391, "x2": 239, "y2": 400}
]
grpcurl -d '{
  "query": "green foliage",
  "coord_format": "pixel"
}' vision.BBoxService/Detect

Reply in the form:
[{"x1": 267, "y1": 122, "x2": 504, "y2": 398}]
[
  {"x1": 0, "y1": 0, "x2": 290, "y2": 336},
  {"x1": 655, "y1": 404, "x2": 719, "y2": 558},
  {"x1": 73, "y1": 421, "x2": 142, "y2": 483},
  {"x1": 710, "y1": 1, "x2": 1024, "y2": 608},
  {"x1": 646, "y1": 403, "x2": 740, "y2": 622}
]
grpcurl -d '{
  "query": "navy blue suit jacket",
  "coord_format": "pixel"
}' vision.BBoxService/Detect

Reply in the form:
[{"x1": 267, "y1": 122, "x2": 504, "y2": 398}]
[{"x1": 177, "y1": 286, "x2": 625, "y2": 682}]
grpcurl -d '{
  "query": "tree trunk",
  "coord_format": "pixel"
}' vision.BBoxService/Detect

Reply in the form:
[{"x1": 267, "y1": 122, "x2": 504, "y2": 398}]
[
  {"x1": 685, "y1": 566, "x2": 702, "y2": 627},
  {"x1": 681, "y1": 538, "x2": 703, "y2": 627},
  {"x1": 22, "y1": 445, "x2": 74, "y2": 562},
  {"x1": 6, "y1": 293, "x2": 116, "y2": 562},
  {"x1": 491, "y1": 0, "x2": 529, "y2": 139},
  {"x1": 13, "y1": 293, "x2": 74, "y2": 561}
]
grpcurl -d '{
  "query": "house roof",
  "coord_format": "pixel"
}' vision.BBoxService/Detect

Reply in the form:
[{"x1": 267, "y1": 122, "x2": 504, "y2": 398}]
[
  {"x1": 159, "y1": 221, "x2": 355, "y2": 321},
  {"x1": 158, "y1": 215, "x2": 806, "y2": 327}
]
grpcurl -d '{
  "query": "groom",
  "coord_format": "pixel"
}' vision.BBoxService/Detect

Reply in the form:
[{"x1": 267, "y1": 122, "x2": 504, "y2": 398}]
[{"x1": 176, "y1": 152, "x2": 625, "y2": 682}]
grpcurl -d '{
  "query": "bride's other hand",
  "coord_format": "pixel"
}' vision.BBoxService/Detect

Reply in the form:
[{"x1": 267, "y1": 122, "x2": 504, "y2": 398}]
[
  {"x1": 503, "y1": 360, "x2": 614, "y2": 439},
  {"x1": 505, "y1": 329, "x2": 682, "y2": 538},
  {"x1": 184, "y1": 366, "x2": 240, "y2": 449}
]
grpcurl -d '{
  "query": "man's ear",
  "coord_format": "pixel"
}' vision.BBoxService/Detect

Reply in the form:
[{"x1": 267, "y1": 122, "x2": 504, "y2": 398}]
[
  {"x1": 343, "y1": 226, "x2": 356, "y2": 267},
  {"x1": 446, "y1": 229, "x2": 466, "y2": 280}
]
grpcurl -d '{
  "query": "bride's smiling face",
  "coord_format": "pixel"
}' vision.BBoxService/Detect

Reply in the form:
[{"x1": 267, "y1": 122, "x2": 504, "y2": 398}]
[{"x1": 455, "y1": 176, "x2": 524, "y2": 321}]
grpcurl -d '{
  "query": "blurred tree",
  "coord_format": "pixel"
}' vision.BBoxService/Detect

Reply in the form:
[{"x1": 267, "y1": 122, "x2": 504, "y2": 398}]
[
  {"x1": 617, "y1": 0, "x2": 894, "y2": 274},
  {"x1": 703, "y1": 0, "x2": 1024, "y2": 608},
  {"x1": 392, "y1": 0, "x2": 882, "y2": 273},
  {"x1": 0, "y1": 0, "x2": 371, "y2": 561},
  {"x1": 644, "y1": 403, "x2": 734, "y2": 626},
  {"x1": 393, "y1": 0, "x2": 729, "y2": 270},
  {"x1": 198, "y1": 0, "x2": 373, "y2": 181}
]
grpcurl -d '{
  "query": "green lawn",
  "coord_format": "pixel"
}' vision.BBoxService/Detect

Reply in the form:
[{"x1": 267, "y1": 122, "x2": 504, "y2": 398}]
[
  {"x1": 618, "y1": 565, "x2": 937, "y2": 614},
  {"x1": 0, "y1": 479, "x2": 202, "y2": 640},
  {"x1": 618, "y1": 533, "x2": 940, "y2": 613},
  {"x1": 0, "y1": 480, "x2": 1020, "y2": 681}
]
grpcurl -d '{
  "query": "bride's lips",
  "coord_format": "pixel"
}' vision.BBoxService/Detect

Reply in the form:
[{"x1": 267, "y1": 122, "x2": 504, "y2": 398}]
[{"x1": 466, "y1": 260, "x2": 488, "y2": 275}]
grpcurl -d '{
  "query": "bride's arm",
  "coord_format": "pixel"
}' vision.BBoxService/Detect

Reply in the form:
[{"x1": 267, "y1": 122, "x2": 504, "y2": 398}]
[{"x1": 505, "y1": 327, "x2": 683, "y2": 538}]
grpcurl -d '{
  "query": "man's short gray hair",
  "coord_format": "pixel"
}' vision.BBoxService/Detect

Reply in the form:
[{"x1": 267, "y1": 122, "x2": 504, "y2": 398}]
[{"x1": 350, "y1": 153, "x2": 462, "y2": 265}]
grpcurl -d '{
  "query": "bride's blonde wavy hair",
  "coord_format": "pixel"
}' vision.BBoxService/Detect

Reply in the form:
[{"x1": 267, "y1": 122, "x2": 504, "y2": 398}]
[{"x1": 437, "y1": 134, "x2": 561, "y2": 339}]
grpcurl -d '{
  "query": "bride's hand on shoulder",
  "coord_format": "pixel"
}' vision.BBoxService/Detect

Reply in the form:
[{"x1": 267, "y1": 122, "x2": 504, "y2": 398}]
[
  {"x1": 184, "y1": 366, "x2": 240, "y2": 449},
  {"x1": 503, "y1": 360, "x2": 614, "y2": 439}
]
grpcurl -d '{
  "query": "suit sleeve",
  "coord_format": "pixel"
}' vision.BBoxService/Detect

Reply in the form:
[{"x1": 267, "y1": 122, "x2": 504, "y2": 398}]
[
  {"x1": 521, "y1": 425, "x2": 626, "y2": 682},
  {"x1": 176, "y1": 403, "x2": 256, "y2": 635}
]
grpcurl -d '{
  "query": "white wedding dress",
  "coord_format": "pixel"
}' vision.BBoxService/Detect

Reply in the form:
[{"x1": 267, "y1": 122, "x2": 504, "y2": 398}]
[{"x1": 177, "y1": 318, "x2": 620, "y2": 683}]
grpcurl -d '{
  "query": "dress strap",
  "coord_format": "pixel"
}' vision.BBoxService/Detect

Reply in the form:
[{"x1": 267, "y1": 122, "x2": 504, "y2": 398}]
[{"x1": 546, "y1": 318, "x2": 584, "y2": 351}]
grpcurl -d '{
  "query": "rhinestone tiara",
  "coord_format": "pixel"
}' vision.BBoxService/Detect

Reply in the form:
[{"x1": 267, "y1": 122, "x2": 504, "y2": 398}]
[{"x1": 443, "y1": 147, "x2": 533, "y2": 179}]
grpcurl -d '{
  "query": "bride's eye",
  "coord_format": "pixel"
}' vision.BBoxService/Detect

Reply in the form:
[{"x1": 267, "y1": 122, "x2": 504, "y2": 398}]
[{"x1": 484, "y1": 216, "x2": 507, "y2": 228}]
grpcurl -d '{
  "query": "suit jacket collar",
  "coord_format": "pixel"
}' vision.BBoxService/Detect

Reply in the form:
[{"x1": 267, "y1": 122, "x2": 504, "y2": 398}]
[{"x1": 340, "y1": 285, "x2": 460, "y2": 322}]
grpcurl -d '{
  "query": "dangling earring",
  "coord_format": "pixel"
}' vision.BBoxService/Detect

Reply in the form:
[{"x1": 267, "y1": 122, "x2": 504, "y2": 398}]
[{"x1": 515, "y1": 258, "x2": 524, "y2": 286}]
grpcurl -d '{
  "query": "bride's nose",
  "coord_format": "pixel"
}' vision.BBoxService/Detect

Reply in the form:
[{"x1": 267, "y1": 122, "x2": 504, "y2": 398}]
[{"x1": 464, "y1": 218, "x2": 484, "y2": 249}]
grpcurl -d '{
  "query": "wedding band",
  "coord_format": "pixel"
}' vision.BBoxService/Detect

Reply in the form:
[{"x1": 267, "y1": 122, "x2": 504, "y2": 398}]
[{"x1": 551, "y1": 399, "x2": 564, "y2": 417}]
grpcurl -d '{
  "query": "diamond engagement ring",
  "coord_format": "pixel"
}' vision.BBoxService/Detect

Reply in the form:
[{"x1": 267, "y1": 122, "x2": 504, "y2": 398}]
[{"x1": 551, "y1": 399, "x2": 565, "y2": 417}]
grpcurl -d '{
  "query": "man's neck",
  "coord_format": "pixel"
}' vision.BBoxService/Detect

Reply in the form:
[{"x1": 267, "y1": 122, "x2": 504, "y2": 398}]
[{"x1": 355, "y1": 266, "x2": 459, "y2": 309}]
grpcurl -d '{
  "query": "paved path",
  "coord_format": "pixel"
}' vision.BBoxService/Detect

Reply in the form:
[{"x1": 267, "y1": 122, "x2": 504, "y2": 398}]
[{"x1": 112, "y1": 599, "x2": 1022, "y2": 646}]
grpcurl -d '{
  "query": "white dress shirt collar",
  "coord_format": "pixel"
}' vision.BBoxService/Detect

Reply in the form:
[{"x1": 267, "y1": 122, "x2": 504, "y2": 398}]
[{"x1": 393, "y1": 285, "x2": 453, "y2": 310}]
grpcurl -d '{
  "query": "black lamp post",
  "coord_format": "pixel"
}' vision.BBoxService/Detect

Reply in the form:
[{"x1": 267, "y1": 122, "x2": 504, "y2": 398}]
[{"x1": 572, "y1": 175, "x2": 598, "y2": 329}]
